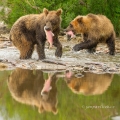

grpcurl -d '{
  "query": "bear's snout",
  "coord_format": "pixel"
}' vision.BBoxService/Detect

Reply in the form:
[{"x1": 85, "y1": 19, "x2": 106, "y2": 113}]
[
  {"x1": 44, "y1": 26, "x2": 51, "y2": 31},
  {"x1": 45, "y1": 21, "x2": 52, "y2": 31}
]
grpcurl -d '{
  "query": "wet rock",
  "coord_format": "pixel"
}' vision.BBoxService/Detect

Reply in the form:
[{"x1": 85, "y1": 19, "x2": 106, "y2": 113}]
[
  {"x1": 0, "y1": 62, "x2": 8, "y2": 70},
  {"x1": 0, "y1": 32, "x2": 120, "y2": 73},
  {"x1": 75, "y1": 73, "x2": 84, "y2": 78},
  {"x1": 83, "y1": 66, "x2": 90, "y2": 72}
]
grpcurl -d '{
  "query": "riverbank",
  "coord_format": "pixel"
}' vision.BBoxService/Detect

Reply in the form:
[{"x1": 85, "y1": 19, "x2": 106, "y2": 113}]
[{"x1": 0, "y1": 30, "x2": 120, "y2": 74}]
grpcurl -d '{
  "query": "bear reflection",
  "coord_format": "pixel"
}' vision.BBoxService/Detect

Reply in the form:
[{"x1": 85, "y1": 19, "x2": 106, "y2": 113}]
[
  {"x1": 7, "y1": 68, "x2": 58, "y2": 114},
  {"x1": 65, "y1": 71, "x2": 113, "y2": 95}
]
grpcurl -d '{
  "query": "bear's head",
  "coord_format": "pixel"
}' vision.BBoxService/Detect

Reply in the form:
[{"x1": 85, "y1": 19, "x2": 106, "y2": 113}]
[
  {"x1": 43, "y1": 8, "x2": 62, "y2": 48},
  {"x1": 65, "y1": 15, "x2": 90, "y2": 39},
  {"x1": 43, "y1": 8, "x2": 62, "y2": 32}
]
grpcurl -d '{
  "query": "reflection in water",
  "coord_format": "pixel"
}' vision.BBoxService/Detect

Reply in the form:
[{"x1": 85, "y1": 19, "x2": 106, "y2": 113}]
[
  {"x1": 7, "y1": 68, "x2": 59, "y2": 114},
  {"x1": 5, "y1": 68, "x2": 120, "y2": 119},
  {"x1": 65, "y1": 71, "x2": 113, "y2": 95}
]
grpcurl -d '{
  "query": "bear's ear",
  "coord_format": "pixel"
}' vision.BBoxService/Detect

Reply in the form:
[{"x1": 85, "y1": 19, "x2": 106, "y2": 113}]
[
  {"x1": 43, "y1": 8, "x2": 49, "y2": 16},
  {"x1": 56, "y1": 9, "x2": 62, "y2": 16},
  {"x1": 77, "y1": 17, "x2": 83, "y2": 24}
]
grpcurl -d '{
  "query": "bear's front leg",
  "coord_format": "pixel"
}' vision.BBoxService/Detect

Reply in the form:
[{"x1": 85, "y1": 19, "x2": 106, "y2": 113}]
[
  {"x1": 73, "y1": 43, "x2": 83, "y2": 51},
  {"x1": 53, "y1": 37, "x2": 62, "y2": 58},
  {"x1": 73, "y1": 40, "x2": 98, "y2": 51}
]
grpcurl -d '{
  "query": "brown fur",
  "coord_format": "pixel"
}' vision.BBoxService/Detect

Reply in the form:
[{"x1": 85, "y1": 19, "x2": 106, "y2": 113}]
[
  {"x1": 66, "y1": 13, "x2": 116, "y2": 55},
  {"x1": 65, "y1": 71, "x2": 113, "y2": 95},
  {"x1": 7, "y1": 68, "x2": 58, "y2": 114},
  {"x1": 10, "y1": 8, "x2": 62, "y2": 59}
]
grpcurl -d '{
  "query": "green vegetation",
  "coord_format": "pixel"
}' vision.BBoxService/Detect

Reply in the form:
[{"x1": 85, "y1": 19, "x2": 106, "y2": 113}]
[{"x1": 0, "y1": 0, "x2": 120, "y2": 36}]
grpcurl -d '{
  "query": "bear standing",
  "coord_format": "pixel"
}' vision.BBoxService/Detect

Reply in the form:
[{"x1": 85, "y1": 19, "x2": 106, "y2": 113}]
[
  {"x1": 10, "y1": 8, "x2": 62, "y2": 59},
  {"x1": 66, "y1": 14, "x2": 116, "y2": 55}
]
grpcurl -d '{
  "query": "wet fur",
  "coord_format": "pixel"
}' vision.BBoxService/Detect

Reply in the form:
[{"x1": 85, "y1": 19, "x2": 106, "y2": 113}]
[
  {"x1": 10, "y1": 8, "x2": 62, "y2": 59},
  {"x1": 66, "y1": 13, "x2": 116, "y2": 55}
]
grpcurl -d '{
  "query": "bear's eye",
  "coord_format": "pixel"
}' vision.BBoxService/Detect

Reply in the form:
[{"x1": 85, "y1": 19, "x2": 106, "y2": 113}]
[
  {"x1": 51, "y1": 21, "x2": 56, "y2": 25},
  {"x1": 45, "y1": 20, "x2": 49, "y2": 24},
  {"x1": 69, "y1": 24, "x2": 73, "y2": 28}
]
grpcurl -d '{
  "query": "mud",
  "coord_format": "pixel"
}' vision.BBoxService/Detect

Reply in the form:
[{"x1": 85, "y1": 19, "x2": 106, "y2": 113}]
[{"x1": 0, "y1": 32, "x2": 120, "y2": 74}]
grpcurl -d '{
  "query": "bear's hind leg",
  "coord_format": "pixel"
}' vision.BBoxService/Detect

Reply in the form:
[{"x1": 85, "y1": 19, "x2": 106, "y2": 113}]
[
  {"x1": 19, "y1": 44, "x2": 34, "y2": 59},
  {"x1": 106, "y1": 33, "x2": 115, "y2": 55}
]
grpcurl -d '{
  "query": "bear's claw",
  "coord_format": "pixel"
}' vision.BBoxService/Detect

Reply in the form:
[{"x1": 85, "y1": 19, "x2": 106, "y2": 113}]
[{"x1": 73, "y1": 44, "x2": 82, "y2": 51}]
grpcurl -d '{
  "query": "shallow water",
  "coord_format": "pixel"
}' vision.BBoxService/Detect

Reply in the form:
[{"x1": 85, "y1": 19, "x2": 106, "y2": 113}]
[{"x1": 0, "y1": 68, "x2": 120, "y2": 120}]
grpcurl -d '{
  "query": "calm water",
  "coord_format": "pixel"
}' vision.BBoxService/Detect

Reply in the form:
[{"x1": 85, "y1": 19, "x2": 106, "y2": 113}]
[{"x1": 0, "y1": 68, "x2": 120, "y2": 120}]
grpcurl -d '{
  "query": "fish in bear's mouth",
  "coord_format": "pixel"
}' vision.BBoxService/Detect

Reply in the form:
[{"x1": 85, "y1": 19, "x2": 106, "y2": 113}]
[
  {"x1": 44, "y1": 26, "x2": 54, "y2": 48},
  {"x1": 65, "y1": 30, "x2": 76, "y2": 41}
]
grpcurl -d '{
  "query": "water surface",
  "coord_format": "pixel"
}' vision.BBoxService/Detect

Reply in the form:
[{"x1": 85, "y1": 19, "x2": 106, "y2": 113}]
[{"x1": 0, "y1": 68, "x2": 120, "y2": 120}]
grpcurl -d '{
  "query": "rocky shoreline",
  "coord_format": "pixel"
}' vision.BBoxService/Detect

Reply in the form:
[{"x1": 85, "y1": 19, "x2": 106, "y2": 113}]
[{"x1": 0, "y1": 24, "x2": 120, "y2": 73}]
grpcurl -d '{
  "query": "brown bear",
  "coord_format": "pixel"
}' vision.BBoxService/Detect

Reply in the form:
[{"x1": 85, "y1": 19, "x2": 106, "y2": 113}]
[
  {"x1": 65, "y1": 71, "x2": 113, "y2": 95},
  {"x1": 9, "y1": 8, "x2": 62, "y2": 59},
  {"x1": 65, "y1": 13, "x2": 116, "y2": 55},
  {"x1": 7, "y1": 68, "x2": 59, "y2": 114}
]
